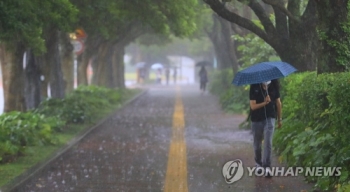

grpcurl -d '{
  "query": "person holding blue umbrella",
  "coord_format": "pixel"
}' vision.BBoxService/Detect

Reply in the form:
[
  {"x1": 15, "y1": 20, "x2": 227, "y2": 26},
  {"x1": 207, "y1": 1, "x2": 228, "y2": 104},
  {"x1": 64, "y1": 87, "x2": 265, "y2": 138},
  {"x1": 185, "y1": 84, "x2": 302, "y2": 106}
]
[
  {"x1": 249, "y1": 79, "x2": 282, "y2": 177},
  {"x1": 232, "y1": 61, "x2": 296, "y2": 177}
]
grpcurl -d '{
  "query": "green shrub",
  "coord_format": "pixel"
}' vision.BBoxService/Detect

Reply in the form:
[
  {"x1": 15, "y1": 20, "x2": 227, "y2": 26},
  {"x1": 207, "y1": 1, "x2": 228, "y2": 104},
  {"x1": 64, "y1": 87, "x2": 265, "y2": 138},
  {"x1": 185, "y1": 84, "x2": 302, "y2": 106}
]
[
  {"x1": 209, "y1": 69, "x2": 233, "y2": 97},
  {"x1": 209, "y1": 69, "x2": 249, "y2": 114},
  {"x1": 0, "y1": 86, "x2": 126, "y2": 164},
  {"x1": 219, "y1": 85, "x2": 250, "y2": 114},
  {"x1": 0, "y1": 112, "x2": 58, "y2": 163},
  {"x1": 35, "y1": 97, "x2": 80, "y2": 124},
  {"x1": 274, "y1": 72, "x2": 350, "y2": 191},
  {"x1": 71, "y1": 85, "x2": 122, "y2": 105},
  {"x1": 35, "y1": 85, "x2": 122, "y2": 124}
]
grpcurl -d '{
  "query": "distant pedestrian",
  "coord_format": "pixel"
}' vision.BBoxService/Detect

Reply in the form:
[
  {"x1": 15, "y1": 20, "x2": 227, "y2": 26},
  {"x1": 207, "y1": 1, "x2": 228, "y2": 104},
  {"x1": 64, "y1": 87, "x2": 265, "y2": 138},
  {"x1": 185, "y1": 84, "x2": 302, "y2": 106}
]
[
  {"x1": 198, "y1": 66, "x2": 208, "y2": 93},
  {"x1": 165, "y1": 68, "x2": 170, "y2": 85},
  {"x1": 139, "y1": 68, "x2": 145, "y2": 84},
  {"x1": 156, "y1": 69, "x2": 162, "y2": 84},
  {"x1": 249, "y1": 79, "x2": 282, "y2": 177},
  {"x1": 173, "y1": 67, "x2": 177, "y2": 84}
]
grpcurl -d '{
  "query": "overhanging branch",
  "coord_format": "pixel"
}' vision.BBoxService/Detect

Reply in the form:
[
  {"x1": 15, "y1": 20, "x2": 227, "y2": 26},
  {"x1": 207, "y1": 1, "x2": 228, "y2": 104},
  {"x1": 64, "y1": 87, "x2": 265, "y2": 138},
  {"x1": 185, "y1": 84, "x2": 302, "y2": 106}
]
[
  {"x1": 247, "y1": 0, "x2": 277, "y2": 37},
  {"x1": 262, "y1": 0, "x2": 300, "y2": 22},
  {"x1": 203, "y1": 0, "x2": 269, "y2": 42}
]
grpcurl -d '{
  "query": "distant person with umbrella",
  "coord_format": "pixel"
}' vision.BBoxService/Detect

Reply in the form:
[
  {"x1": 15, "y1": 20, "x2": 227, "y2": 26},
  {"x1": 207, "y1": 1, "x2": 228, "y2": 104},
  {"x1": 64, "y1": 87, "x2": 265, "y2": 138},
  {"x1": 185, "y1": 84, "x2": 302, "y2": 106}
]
[
  {"x1": 156, "y1": 68, "x2": 162, "y2": 84},
  {"x1": 139, "y1": 68, "x2": 145, "y2": 84},
  {"x1": 232, "y1": 61, "x2": 297, "y2": 177},
  {"x1": 198, "y1": 66, "x2": 208, "y2": 93},
  {"x1": 151, "y1": 63, "x2": 163, "y2": 84},
  {"x1": 135, "y1": 62, "x2": 145, "y2": 84}
]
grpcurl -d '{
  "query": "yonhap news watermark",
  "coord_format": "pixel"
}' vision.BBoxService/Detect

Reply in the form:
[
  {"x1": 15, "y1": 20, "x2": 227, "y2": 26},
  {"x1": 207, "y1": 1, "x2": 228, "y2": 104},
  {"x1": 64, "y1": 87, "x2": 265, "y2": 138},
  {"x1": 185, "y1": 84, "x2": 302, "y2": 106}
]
[{"x1": 222, "y1": 159, "x2": 342, "y2": 184}]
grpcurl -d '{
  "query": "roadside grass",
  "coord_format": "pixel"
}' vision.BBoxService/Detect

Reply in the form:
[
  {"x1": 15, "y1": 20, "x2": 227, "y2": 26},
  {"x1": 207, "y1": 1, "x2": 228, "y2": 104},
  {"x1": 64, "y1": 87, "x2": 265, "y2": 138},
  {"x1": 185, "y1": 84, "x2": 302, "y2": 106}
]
[
  {"x1": 125, "y1": 72, "x2": 158, "y2": 80},
  {"x1": 0, "y1": 88, "x2": 142, "y2": 188},
  {"x1": 0, "y1": 145, "x2": 58, "y2": 187},
  {"x1": 125, "y1": 73, "x2": 137, "y2": 80}
]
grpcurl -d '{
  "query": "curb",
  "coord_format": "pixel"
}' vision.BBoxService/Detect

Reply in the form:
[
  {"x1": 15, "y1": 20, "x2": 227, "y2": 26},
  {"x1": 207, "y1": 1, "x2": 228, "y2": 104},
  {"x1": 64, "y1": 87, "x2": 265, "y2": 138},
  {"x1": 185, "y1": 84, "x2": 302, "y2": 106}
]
[{"x1": 1, "y1": 88, "x2": 148, "y2": 192}]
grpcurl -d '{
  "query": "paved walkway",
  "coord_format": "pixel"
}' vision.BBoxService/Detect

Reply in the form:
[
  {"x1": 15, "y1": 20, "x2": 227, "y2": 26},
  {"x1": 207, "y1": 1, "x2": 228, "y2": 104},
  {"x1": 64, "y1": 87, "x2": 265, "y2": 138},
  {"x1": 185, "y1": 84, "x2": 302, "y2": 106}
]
[{"x1": 7, "y1": 84, "x2": 314, "y2": 192}]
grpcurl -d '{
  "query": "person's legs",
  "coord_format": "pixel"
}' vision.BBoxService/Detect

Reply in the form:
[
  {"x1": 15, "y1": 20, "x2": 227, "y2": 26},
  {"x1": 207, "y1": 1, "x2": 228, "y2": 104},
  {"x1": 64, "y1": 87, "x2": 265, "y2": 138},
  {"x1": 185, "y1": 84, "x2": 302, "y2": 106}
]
[
  {"x1": 262, "y1": 118, "x2": 275, "y2": 168},
  {"x1": 251, "y1": 121, "x2": 264, "y2": 166},
  {"x1": 200, "y1": 81, "x2": 204, "y2": 91}
]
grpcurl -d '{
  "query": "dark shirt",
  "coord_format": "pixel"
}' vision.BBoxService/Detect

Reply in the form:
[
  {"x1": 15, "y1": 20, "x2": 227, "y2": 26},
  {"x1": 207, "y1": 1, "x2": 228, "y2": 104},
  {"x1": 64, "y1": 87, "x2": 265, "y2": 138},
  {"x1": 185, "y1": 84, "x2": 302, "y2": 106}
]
[
  {"x1": 199, "y1": 69, "x2": 208, "y2": 82},
  {"x1": 249, "y1": 84, "x2": 280, "y2": 122}
]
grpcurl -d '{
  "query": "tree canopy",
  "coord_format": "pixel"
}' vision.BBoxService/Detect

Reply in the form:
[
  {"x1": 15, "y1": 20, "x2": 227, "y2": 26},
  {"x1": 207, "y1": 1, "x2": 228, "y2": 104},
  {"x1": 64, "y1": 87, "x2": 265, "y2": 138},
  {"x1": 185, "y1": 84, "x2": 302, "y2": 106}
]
[
  {"x1": 71, "y1": 0, "x2": 200, "y2": 43},
  {"x1": 0, "y1": 0, "x2": 77, "y2": 53},
  {"x1": 204, "y1": 0, "x2": 350, "y2": 73},
  {"x1": 0, "y1": 0, "x2": 205, "y2": 112}
]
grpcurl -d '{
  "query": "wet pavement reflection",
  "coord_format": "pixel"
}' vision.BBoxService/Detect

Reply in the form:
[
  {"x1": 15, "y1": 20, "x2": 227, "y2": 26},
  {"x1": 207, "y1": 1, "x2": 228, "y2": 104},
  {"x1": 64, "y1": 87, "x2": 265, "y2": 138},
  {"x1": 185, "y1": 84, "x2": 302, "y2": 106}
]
[{"x1": 11, "y1": 84, "x2": 314, "y2": 192}]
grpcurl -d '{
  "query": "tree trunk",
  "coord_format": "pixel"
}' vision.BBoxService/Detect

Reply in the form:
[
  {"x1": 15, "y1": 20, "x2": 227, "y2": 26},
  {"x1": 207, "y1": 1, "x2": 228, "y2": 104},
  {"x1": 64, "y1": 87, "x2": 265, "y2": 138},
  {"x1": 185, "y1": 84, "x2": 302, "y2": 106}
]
[
  {"x1": 276, "y1": 0, "x2": 318, "y2": 72},
  {"x1": 60, "y1": 32, "x2": 74, "y2": 93},
  {"x1": 24, "y1": 50, "x2": 42, "y2": 110},
  {"x1": 105, "y1": 44, "x2": 115, "y2": 88},
  {"x1": 0, "y1": 43, "x2": 26, "y2": 112},
  {"x1": 78, "y1": 36, "x2": 104, "y2": 86},
  {"x1": 78, "y1": 51, "x2": 89, "y2": 86},
  {"x1": 38, "y1": 55, "x2": 49, "y2": 99},
  {"x1": 274, "y1": 26, "x2": 318, "y2": 72},
  {"x1": 78, "y1": 49, "x2": 88, "y2": 86},
  {"x1": 219, "y1": 17, "x2": 239, "y2": 72},
  {"x1": 91, "y1": 56, "x2": 98, "y2": 85},
  {"x1": 45, "y1": 30, "x2": 65, "y2": 98},
  {"x1": 113, "y1": 44, "x2": 126, "y2": 89},
  {"x1": 95, "y1": 42, "x2": 109, "y2": 87},
  {"x1": 85, "y1": 23, "x2": 143, "y2": 88},
  {"x1": 316, "y1": 0, "x2": 349, "y2": 73},
  {"x1": 208, "y1": 15, "x2": 239, "y2": 73}
]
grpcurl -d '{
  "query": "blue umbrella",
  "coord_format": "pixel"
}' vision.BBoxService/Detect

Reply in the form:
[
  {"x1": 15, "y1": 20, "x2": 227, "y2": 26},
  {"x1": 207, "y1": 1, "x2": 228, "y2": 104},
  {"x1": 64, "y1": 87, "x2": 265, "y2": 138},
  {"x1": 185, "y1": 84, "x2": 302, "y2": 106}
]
[{"x1": 232, "y1": 61, "x2": 297, "y2": 86}]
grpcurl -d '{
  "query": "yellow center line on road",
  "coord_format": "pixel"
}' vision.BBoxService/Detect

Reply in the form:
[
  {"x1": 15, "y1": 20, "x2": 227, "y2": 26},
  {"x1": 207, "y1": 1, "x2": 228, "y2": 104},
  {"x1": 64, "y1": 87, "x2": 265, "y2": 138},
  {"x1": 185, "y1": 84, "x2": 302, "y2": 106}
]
[{"x1": 164, "y1": 87, "x2": 188, "y2": 192}]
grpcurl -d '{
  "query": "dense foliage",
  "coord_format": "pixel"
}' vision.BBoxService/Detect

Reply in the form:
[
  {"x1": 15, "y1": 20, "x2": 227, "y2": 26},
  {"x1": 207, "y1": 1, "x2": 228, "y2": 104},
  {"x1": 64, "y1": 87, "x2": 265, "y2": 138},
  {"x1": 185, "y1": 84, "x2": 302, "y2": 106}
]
[
  {"x1": 36, "y1": 86, "x2": 122, "y2": 125},
  {"x1": 0, "y1": 86, "x2": 124, "y2": 164},
  {"x1": 72, "y1": 0, "x2": 200, "y2": 41},
  {"x1": 0, "y1": 112, "x2": 60, "y2": 162},
  {"x1": 212, "y1": 68, "x2": 350, "y2": 190},
  {"x1": 274, "y1": 72, "x2": 350, "y2": 191},
  {"x1": 0, "y1": 0, "x2": 77, "y2": 53},
  {"x1": 209, "y1": 69, "x2": 249, "y2": 114},
  {"x1": 233, "y1": 33, "x2": 279, "y2": 68}
]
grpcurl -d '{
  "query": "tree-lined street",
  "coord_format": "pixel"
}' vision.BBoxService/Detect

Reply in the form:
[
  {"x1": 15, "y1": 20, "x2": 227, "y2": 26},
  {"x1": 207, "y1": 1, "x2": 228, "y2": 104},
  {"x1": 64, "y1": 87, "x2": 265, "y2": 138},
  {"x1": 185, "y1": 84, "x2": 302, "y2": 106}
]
[{"x1": 1, "y1": 1, "x2": 350, "y2": 191}]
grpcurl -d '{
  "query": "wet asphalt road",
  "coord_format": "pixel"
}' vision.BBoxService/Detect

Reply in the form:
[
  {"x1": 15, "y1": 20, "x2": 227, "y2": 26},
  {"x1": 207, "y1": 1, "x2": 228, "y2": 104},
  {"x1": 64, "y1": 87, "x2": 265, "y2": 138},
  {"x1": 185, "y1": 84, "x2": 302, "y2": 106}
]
[{"x1": 10, "y1": 84, "x2": 314, "y2": 192}]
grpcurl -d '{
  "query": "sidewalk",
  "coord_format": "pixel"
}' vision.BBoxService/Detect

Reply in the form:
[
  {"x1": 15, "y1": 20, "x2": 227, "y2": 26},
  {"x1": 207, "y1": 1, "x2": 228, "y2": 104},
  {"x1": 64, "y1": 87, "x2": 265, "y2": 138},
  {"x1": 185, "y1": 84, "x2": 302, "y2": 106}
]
[
  {"x1": 180, "y1": 85, "x2": 314, "y2": 192},
  {"x1": 4, "y1": 84, "x2": 314, "y2": 192}
]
